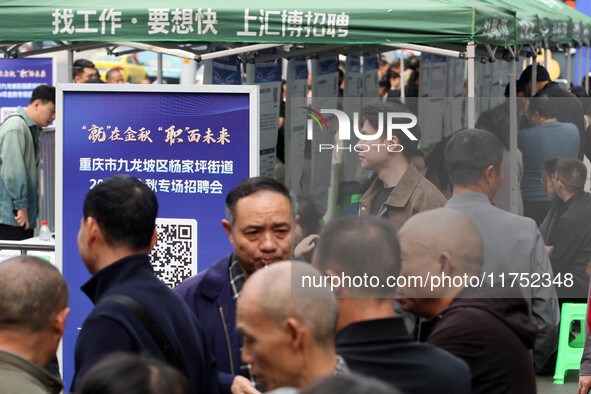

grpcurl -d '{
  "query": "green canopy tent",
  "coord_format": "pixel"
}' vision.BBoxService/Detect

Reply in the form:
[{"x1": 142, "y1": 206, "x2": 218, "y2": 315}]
[
  {"x1": 0, "y1": 0, "x2": 589, "y2": 215},
  {"x1": 0, "y1": 0, "x2": 515, "y2": 46}
]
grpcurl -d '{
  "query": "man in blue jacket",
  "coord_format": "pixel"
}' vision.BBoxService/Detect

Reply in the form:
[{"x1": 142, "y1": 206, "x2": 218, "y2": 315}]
[
  {"x1": 175, "y1": 177, "x2": 292, "y2": 394},
  {"x1": 72, "y1": 175, "x2": 219, "y2": 394}
]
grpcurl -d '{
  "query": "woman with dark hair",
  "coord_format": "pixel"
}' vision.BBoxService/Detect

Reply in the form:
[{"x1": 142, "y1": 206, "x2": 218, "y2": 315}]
[{"x1": 78, "y1": 353, "x2": 188, "y2": 394}]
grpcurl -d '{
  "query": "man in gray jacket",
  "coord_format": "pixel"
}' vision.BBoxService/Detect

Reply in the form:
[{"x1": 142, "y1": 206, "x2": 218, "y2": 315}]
[{"x1": 444, "y1": 128, "x2": 560, "y2": 373}]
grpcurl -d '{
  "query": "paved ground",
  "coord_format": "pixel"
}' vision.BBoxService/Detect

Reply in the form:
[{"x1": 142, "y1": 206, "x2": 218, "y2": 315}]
[{"x1": 538, "y1": 372, "x2": 579, "y2": 394}]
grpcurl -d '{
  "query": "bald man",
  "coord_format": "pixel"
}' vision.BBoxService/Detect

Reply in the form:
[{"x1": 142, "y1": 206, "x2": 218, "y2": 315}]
[
  {"x1": 312, "y1": 216, "x2": 470, "y2": 394},
  {"x1": 0, "y1": 256, "x2": 69, "y2": 394},
  {"x1": 236, "y1": 261, "x2": 346, "y2": 392},
  {"x1": 397, "y1": 208, "x2": 537, "y2": 394}
]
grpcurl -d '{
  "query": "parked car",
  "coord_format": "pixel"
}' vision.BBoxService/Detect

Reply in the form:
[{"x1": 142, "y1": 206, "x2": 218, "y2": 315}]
[{"x1": 91, "y1": 52, "x2": 147, "y2": 83}]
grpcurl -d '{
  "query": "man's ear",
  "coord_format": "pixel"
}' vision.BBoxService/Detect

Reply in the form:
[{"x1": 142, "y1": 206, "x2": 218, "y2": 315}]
[
  {"x1": 438, "y1": 251, "x2": 454, "y2": 276},
  {"x1": 53, "y1": 307, "x2": 70, "y2": 339},
  {"x1": 85, "y1": 217, "x2": 100, "y2": 247},
  {"x1": 387, "y1": 134, "x2": 400, "y2": 146},
  {"x1": 284, "y1": 317, "x2": 305, "y2": 353},
  {"x1": 483, "y1": 164, "x2": 496, "y2": 186},
  {"x1": 325, "y1": 268, "x2": 347, "y2": 297},
  {"x1": 222, "y1": 219, "x2": 233, "y2": 244},
  {"x1": 148, "y1": 229, "x2": 158, "y2": 252}
]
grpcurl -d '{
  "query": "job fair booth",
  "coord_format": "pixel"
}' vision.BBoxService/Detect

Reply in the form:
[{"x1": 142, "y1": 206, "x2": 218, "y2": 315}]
[{"x1": 1, "y1": 0, "x2": 591, "y2": 385}]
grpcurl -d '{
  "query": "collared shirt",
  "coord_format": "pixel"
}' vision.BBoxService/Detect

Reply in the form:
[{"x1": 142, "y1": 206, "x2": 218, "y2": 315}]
[
  {"x1": 228, "y1": 256, "x2": 257, "y2": 388},
  {"x1": 0, "y1": 349, "x2": 63, "y2": 394},
  {"x1": 333, "y1": 354, "x2": 349, "y2": 375}
]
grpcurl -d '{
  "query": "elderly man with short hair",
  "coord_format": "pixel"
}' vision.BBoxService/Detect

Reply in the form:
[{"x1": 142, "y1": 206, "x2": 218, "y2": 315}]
[
  {"x1": 0, "y1": 256, "x2": 69, "y2": 394},
  {"x1": 444, "y1": 128, "x2": 559, "y2": 373},
  {"x1": 236, "y1": 261, "x2": 345, "y2": 393}
]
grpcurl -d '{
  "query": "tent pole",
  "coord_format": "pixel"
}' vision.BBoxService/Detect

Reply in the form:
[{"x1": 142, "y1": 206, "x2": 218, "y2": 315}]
[
  {"x1": 157, "y1": 52, "x2": 163, "y2": 84},
  {"x1": 67, "y1": 49, "x2": 73, "y2": 83},
  {"x1": 583, "y1": 46, "x2": 589, "y2": 94},
  {"x1": 567, "y1": 44, "x2": 572, "y2": 88},
  {"x1": 400, "y1": 50, "x2": 405, "y2": 103},
  {"x1": 543, "y1": 47, "x2": 548, "y2": 69},
  {"x1": 579, "y1": 46, "x2": 583, "y2": 87},
  {"x1": 508, "y1": 46, "x2": 518, "y2": 214},
  {"x1": 467, "y1": 41, "x2": 476, "y2": 128},
  {"x1": 531, "y1": 47, "x2": 537, "y2": 97},
  {"x1": 382, "y1": 43, "x2": 463, "y2": 58}
]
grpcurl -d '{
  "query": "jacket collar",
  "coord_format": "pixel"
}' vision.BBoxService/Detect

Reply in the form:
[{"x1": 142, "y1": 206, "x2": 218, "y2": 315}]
[
  {"x1": 81, "y1": 253, "x2": 154, "y2": 304},
  {"x1": 16, "y1": 107, "x2": 38, "y2": 129},
  {"x1": 199, "y1": 254, "x2": 234, "y2": 302},
  {"x1": 447, "y1": 191, "x2": 491, "y2": 206},
  {"x1": 336, "y1": 317, "x2": 411, "y2": 345}
]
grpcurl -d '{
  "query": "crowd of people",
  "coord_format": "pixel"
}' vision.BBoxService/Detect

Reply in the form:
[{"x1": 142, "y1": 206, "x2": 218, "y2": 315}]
[{"x1": 1, "y1": 60, "x2": 591, "y2": 394}]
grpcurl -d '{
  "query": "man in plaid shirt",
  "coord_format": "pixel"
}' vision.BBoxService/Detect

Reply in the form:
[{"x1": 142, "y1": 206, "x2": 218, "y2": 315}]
[{"x1": 175, "y1": 177, "x2": 292, "y2": 394}]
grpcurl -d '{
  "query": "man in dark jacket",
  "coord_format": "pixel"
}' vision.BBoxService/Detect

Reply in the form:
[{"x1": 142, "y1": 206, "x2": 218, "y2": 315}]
[
  {"x1": 397, "y1": 208, "x2": 537, "y2": 394},
  {"x1": 72, "y1": 175, "x2": 219, "y2": 394},
  {"x1": 175, "y1": 177, "x2": 292, "y2": 394},
  {"x1": 312, "y1": 215, "x2": 471, "y2": 394},
  {"x1": 547, "y1": 157, "x2": 591, "y2": 303}
]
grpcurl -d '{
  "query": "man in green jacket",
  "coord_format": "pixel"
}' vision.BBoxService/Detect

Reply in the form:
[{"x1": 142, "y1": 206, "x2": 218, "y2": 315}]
[{"x1": 0, "y1": 85, "x2": 55, "y2": 239}]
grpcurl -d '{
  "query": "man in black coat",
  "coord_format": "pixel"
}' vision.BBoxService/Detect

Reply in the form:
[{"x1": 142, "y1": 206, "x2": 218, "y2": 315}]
[
  {"x1": 72, "y1": 175, "x2": 219, "y2": 394},
  {"x1": 312, "y1": 215, "x2": 471, "y2": 394}
]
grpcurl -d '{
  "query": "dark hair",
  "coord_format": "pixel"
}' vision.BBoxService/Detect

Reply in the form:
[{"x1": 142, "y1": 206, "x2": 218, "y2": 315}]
[
  {"x1": 445, "y1": 128, "x2": 504, "y2": 187},
  {"x1": 555, "y1": 157, "x2": 586, "y2": 194},
  {"x1": 543, "y1": 157, "x2": 560, "y2": 175},
  {"x1": 519, "y1": 64, "x2": 551, "y2": 84},
  {"x1": 504, "y1": 81, "x2": 527, "y2": 97},
  {"x1": 225, "y1": 177, "x2": 290, "y2": 226},
  {"x1": 528, "y1": 92, "x2": 559, "y2": 119},
  {"x1": 29, "y1": 84, "x2": 55, "y2": 104},
  {"x1": 78, "y1": 353, "x2": 188, "y2": 394},
  {"x1": 301, "y1": 373, "x2": 403, "y2": 394},
  {"x1": 475, "y1": 107, "x2": 510, "y2": 149},
  {"x1": 83, "y1": 175, "x2": 158, "y2": 250},
  {"x1": 407, "y1": 56, "x2": 420, "y2": 71},
  {"x1": 0, "y1": 256, "x2": 68, "y2": 332},
  {"x1": 73, "y1": 59, "x2": 96, "y2": 79},
  {"x1": 361, "y1": 102, "x2": 421, "y2": 161},
  {"x1": 293, "y1": 194, "x2": 321, "y2": 238},
  {"x1": 313, "y1": 216, "x2": 400, "y2": 297}
]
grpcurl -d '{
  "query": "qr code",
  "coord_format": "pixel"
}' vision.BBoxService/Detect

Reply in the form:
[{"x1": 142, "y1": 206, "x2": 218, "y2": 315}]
[{"x1": 150, "y1": 218, "x2": 198, "y2": 288}]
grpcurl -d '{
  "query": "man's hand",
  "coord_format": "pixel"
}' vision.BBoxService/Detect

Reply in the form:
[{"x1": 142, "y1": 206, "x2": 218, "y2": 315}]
[
  {"x1": 231, "y1": 376, "x2": 261, "y2": 394},
  {"x1": 578, "y1": 375, "x2": 591, "y2": 394},
  {"x1": 14, "y1": 208, "x2": 29, "y2": 230}
]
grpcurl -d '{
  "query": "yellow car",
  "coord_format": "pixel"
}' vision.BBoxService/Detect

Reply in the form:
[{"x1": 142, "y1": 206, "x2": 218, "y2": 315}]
[{"x1": 91, "y1": 52, "x2": 147, "y2": 83}]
